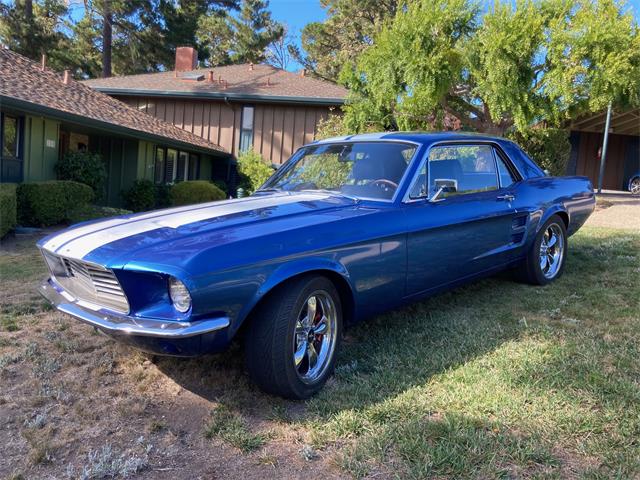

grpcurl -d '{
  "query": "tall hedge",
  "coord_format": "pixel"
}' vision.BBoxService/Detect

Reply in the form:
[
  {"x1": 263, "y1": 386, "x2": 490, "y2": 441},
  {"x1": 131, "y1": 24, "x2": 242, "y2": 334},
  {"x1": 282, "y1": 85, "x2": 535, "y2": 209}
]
[
  {"x1": 170, "y1": 181, "x2": 226, "y2": 206},
  {"x1": 55, "y1": 151, "x2": 107, "y2": 200},
  {"x1": 0, "y1": 183, "x2": 17, "y2": 238},
  {"x1": 17, "y1": 181, "x2": 94, "y2": 227},
  {"x1": 508, "y1": 128, "x2": 571, "y2": 177},
  {"x1": 237, "y1": 150, "x2": 274, "y2": 194}
]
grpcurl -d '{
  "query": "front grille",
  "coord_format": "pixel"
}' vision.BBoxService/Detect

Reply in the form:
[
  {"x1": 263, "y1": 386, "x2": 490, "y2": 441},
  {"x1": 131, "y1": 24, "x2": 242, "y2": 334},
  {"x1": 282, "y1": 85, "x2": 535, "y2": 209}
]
[{"x1": 48, "y1": 254, "x2": 129, "y2": 314}]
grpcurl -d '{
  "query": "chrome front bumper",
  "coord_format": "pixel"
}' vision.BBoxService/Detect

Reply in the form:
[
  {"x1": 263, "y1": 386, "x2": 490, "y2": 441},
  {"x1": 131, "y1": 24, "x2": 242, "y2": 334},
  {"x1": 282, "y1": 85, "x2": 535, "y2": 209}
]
[{"x1": 39, "y1": 278, "x2": 230, "y2": 339}]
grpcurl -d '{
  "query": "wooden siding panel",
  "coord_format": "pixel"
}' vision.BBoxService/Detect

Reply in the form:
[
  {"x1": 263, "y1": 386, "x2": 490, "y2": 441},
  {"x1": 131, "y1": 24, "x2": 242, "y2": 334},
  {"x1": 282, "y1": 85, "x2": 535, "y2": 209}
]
[
  {"x1": 232, "y1": 105, "x2": 241, "y2": 156},
  {"x1": 253, "y1": 105, "x2": 265, "y2": 156},
  {"x1": 174, "y1": 101, "x2": 184, "y2": 129},
  {"x1": 193, "y1": 102, "x2": 204, "y2": 138},
  {"x1": 303, "y1": 108, "x2": 316, "y2": 145},
  {"x1": 271, "y1": 108, "x2": 285, "y2": 164},
  {"x1": 183, "y1": 101, "x2": 194, "y2": 133},
  {"x1": 262, "y1": 108, "x2": 275, "y2": 162},
  {"x1": 219, "y1": 104, "x2": 236, "y2": 154},
  {"x1": 293, "y1": 107, "x2": 306, "y2": 153},
  {"x1": 282, "y1": 107, "x2": 295, "y2": 161}
]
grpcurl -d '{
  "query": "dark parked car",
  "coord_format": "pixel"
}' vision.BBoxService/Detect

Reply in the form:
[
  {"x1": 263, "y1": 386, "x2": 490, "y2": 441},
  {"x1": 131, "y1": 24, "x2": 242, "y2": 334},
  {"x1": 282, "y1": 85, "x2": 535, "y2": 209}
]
[{"x1": 38, "y1": 132, "x2": 595, "y2": 398}]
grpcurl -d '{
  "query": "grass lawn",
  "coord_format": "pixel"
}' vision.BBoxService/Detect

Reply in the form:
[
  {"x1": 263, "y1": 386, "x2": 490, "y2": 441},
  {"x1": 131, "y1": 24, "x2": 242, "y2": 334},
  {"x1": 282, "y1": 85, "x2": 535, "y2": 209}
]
[{"x1": 1, "y1": 225, "x2": 638, "y2": 479}]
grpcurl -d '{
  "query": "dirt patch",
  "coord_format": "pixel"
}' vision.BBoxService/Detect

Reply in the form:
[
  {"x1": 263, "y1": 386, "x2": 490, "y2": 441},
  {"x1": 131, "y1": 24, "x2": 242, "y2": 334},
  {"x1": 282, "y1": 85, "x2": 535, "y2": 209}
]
[{"x1": 0, "y1": 232, "x2": 346, "y2": 480}]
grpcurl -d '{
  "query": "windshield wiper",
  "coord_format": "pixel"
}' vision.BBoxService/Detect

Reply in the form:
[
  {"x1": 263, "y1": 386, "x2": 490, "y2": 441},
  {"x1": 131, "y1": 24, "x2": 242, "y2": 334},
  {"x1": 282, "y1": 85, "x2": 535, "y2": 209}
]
[{"x1": 255, "y1": 187, "x2": 285, "y2": 194}]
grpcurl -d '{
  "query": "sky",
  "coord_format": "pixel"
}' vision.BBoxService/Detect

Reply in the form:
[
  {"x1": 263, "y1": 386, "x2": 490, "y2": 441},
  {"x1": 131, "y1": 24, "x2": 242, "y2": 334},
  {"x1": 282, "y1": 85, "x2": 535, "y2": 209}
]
[{"x1": 65, "y1": 0, "x2": 640, "y2": 72}]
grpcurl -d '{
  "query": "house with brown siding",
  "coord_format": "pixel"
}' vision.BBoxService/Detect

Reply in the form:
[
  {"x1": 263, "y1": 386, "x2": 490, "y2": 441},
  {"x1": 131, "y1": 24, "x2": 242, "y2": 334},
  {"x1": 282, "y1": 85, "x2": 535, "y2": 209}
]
[{"x1": 83, "y1": 47, "x2": 348, "y2": 166}]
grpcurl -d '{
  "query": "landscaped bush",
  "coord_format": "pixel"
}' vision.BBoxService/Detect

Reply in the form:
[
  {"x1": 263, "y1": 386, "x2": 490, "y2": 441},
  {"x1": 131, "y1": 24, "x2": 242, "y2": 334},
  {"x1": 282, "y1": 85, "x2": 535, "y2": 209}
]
[
  {"x1": 17, "y1": 181, "x2": 94, "y2": 227},
  {"x1": 212, "y1": 180, "x2": 228, "y2": 195},
  {"x1": 68, "y1": 205, "x2": 132, "y2": 224},
  {"x1": 170, "y1": 181, "x2": 226, "y2": 206},
  {"x1": 508, "y1": 128, "x2": 571, "y2": 177},
  {"x1": 237, "y1": 150, "x2": 274, "y2": 194},
  {"x1": 55, "y1": 151, "x2": 107, "y2": 200},
  {"x1": 122, "y1": 180, "x2": 156, "y2": 212},
  {"x1": 0, "y1": 183, "x2": 17, "y2": 238},
  {"x1": 154, "y1": 184, "x2": 172, "y2": 209}
]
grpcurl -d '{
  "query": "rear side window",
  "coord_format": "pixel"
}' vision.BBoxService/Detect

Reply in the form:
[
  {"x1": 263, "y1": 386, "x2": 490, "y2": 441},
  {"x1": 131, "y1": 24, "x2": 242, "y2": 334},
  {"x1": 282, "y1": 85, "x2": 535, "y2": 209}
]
[
  {"x1": 428, "y1": 145, "x2": 498, "y2": 197},
  {"x1": 496, "y1": 153, "x2": 516, "y2": 188}
]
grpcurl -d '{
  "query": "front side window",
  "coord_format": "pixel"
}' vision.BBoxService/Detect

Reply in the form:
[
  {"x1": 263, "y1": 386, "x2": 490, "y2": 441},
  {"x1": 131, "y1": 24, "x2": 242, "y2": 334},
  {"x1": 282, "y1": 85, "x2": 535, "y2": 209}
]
[
  {"x1": 261, "y1": 142, "x2": 417, "y2": 200},
  {"x1": 239, "y1": 106, "x2": 254, "y2": 152},
  {"x1": 428, "y1": 145, "x2": 498, "y2": 198}
]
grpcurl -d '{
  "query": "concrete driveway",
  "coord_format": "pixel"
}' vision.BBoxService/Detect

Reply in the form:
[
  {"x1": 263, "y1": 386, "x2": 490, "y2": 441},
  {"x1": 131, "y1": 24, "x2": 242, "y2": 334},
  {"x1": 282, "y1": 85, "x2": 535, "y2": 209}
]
[{"x1": 586, "y1": 192, "x2": 640, "y2": 231}]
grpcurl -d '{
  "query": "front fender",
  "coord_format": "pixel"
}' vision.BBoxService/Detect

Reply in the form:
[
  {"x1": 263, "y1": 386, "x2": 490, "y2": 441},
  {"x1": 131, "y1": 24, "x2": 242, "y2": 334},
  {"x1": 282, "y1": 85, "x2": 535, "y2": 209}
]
[{"x1": 235, "y1": 257, "x2": 353, "y2": 329}]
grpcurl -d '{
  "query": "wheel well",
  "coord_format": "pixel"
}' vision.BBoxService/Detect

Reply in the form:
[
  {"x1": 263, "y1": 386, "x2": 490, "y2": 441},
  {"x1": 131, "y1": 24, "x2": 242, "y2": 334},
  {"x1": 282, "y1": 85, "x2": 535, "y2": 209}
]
[
  {"x1": 234, "y1": 270, "x2": 356, "y2": 342},
  {"x1": 556, "y1": 211, "x2": 569, "y2": 230}
]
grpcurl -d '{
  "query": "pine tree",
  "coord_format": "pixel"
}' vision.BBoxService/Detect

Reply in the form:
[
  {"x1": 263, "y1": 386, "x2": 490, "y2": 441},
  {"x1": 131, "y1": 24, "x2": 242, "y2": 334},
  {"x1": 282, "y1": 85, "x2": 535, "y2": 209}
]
[{"x1": 198, "y1": 0, "x2": 284, "y2": 66}]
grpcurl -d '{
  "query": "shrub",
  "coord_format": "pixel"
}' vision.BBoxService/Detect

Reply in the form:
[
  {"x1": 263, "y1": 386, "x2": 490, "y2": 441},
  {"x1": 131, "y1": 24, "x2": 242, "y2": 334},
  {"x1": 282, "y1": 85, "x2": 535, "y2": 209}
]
[
  {"x1": 17, "y1": 181, "x2": 94, "y2": 227},
  {"x1": 55, "y1": 151, "x2": 107, "y2": 200},
  {"x1": 0, "y1": 183, "x2": 17, "y2": 238},
  {"x1": 170, "y1": 181, "x2": 226, "y2": 206},
  {"x1": 212, "y1": 180, "x2": 228, "y2": 195},
  {"x1": 122, "y1": 180, "x2": 156, "y2": 212},
  {"x1": 154, "y1": 184, "x2": 172, "y2": 209},
  {"x1": 68, "y1": 205, "x2": 132, "y2": 224},
  {"x1": 237, "y1": 150, "x2": 274, "y2": 194},
  {"x1": 508, "y1": 128, "x2": 571, "y2": 176}
]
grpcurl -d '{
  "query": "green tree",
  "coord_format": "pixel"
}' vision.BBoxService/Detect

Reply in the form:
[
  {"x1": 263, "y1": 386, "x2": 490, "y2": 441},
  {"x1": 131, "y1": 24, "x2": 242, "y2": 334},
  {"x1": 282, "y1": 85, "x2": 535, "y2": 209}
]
[
  {"x1": 197, "y1": 0, "x2": 284, "y2": 65},
  {"x1": 159, "y1": 0, "x2": 239, "y2": 68},
  {"x1": 343, "y1": 0, "x2": 640, "y2": 135},
  {"x1": 0, "y1": 0, "x2": 73, "y2": 71},
  {"x1": 290, "y1": 0, "x2": 400, "y2": 81}
]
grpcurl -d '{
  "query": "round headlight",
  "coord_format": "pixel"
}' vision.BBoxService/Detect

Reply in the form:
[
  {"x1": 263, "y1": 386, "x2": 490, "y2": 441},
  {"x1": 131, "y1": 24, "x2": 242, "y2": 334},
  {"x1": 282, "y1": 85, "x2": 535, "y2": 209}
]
[{"x1": 168, "y1": 277, "x2": 192, "y2": 313}]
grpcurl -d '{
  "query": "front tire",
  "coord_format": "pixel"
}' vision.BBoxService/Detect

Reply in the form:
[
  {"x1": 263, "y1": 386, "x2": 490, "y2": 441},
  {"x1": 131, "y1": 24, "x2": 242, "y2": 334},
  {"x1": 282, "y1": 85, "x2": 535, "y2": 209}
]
[
  {"x1": 245, "y1": 275, "x2": 342, "y2": 399},
  {"x1": 515, "y1": 215, "x2": 567, "y2": 285}
]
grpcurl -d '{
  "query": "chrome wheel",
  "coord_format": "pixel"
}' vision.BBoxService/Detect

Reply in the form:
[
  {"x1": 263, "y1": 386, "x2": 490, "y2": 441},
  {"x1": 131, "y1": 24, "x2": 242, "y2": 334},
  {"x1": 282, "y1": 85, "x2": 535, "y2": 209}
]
[
  {"x1": 630, "y1": 177, "x2": 640, "y2": 195},
  {"x1": 293, "y1": 291, "x2": 338, "y2": 384},
  {"x1": 539, "y1": 223, "x2": 565, "y2": 279}
]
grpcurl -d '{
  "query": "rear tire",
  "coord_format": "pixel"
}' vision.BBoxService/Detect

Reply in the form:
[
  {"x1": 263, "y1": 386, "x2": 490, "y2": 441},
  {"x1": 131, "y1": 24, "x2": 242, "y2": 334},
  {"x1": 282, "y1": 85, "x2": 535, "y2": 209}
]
[
  {"x1": 245, "y1": 275, "x2": 342, "y2": 399},
  {"x1": 515, "y1": 214, "x2": 567, "y2": 285}
]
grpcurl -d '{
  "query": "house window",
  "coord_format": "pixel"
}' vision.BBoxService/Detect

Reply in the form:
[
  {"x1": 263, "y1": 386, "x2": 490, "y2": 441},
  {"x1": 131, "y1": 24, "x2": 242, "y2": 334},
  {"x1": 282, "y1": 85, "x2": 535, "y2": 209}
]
[
  {"x1": 2, "y1": 115, "x2": 19, "y2": 158},
  {"x1": 1, "y1": 113, "x2": 24, "y2": 183},
  {"x1": 154, "y1": 147, "x2": 165, "y2": 184},
  {"x1": 154, "y1": 146, "x2": 200, "y2": 184},
  {"x1": 165, "y1": 148, "x2": 178, "y2": 183},
  {"x1": 239, "y1": 106, "x2": 254, "y2": 152}
]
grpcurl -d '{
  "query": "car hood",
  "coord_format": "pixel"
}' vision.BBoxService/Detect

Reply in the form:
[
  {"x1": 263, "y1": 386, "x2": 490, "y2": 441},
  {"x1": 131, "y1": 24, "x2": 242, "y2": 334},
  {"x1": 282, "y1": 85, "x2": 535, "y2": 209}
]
[{"x1": 39, "y1": 192, "x2": 359, "y2": 268}]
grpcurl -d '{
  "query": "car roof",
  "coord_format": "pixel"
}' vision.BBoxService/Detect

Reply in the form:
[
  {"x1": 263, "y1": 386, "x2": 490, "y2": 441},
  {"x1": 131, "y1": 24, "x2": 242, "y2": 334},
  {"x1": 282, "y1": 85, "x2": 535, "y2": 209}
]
[{"x1": 312, "y1": 131, "x2": 512, "y2": 147}]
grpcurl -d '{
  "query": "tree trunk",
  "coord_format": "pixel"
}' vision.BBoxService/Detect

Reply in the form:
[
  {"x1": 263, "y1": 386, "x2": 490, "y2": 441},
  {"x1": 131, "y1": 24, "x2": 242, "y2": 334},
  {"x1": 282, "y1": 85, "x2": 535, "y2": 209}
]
[
  {"x1": 24, "y1": 0, "x2": 33, "y2": 20},
  {"x1": 102, "y1": 0, "x2": 112, "y2": 78}
]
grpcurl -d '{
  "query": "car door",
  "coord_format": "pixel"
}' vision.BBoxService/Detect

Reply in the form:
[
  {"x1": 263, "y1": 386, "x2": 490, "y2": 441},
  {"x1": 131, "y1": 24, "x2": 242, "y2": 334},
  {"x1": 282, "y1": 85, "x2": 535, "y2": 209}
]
[{"x1": 403, "y1": 143, "x2": 520, "y2": 297}]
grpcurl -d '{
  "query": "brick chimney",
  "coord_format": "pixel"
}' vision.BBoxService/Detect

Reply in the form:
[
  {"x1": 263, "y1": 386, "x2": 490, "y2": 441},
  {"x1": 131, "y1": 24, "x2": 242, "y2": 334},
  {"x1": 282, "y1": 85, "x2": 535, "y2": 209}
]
[
  {"x1": 63, "y1": 69, "x2": 71, "y2": 84},
  {"x1": 175, "y1": 46, "x2": 197, "y2": 71}
]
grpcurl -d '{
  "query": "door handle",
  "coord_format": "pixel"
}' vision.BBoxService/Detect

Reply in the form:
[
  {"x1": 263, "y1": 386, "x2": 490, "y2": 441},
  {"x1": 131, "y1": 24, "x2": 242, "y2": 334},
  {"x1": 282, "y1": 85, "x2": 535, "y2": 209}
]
[{"x1": 497, "y1": 194, "x2": 515, "y2": 202}]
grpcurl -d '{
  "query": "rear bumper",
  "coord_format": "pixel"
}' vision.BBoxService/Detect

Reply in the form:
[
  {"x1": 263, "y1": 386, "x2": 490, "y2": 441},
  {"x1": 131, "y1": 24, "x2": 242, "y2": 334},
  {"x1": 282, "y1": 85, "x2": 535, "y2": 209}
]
[{"x1": 39, "y1": 278, "x2": 231, "y2": 356}]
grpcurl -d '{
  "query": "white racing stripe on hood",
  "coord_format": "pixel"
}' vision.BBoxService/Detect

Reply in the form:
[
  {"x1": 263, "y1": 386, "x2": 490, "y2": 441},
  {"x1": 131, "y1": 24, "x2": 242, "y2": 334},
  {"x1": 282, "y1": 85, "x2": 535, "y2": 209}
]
[{"x1": 49, "y1": 193, "x2": 327, "y2": 260}]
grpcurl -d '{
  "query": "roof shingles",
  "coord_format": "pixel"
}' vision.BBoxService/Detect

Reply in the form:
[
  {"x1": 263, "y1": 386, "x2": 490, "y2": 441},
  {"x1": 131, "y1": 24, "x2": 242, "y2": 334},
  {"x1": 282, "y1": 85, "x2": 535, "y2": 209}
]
[
  {"x1": 82, "y1": 63, "x2": 348, "y2": 102},
  {"x1": 0, "y1": 49, "x2": 228, "y2": 155}
]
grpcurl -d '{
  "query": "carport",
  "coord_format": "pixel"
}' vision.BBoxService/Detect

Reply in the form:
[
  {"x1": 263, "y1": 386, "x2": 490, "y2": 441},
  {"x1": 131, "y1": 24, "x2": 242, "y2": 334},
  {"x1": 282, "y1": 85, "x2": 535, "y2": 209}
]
[{"x1": 566, "y1": 107, "x2": 639, "y2": 192}]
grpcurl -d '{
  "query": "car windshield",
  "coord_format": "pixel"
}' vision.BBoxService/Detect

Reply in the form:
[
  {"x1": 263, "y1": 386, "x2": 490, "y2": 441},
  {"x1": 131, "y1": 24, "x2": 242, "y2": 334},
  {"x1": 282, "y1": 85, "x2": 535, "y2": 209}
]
[{"x1": 260, "y1": 142, "x2": 417, "y2": 200}]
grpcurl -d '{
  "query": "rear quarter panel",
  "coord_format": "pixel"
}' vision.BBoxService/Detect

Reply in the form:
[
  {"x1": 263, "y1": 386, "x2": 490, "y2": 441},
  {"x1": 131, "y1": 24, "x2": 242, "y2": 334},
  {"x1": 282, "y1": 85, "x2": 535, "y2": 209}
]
[{"x1": 514, "y1": 175, "x2": 595, "y2": 252}]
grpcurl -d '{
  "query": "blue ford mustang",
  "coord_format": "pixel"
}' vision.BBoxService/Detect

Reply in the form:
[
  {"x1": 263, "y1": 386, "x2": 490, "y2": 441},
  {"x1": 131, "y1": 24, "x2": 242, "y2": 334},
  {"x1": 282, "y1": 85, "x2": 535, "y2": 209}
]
[{"x1": 38, "y1": 132, "x2": 595, "y2": 399}]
